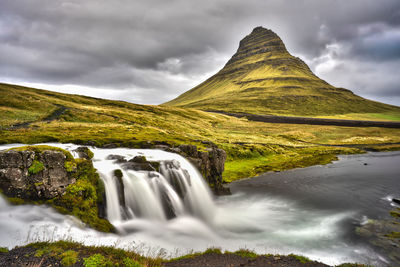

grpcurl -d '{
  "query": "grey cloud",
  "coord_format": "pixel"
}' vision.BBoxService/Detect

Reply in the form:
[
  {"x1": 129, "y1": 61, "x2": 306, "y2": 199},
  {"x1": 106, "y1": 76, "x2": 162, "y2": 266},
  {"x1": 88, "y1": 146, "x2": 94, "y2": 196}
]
[{"x1": 0, "y1": 0, "x2": 399, "y2": 105}]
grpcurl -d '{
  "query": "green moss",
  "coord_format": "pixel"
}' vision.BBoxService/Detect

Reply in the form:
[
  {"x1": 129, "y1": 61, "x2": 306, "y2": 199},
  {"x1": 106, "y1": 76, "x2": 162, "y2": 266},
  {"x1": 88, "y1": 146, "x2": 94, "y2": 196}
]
[
  {"x1": 203, "y1": 247, "x2": 222, "y2": 254},
  {"x1": 87, "y1": 149, "x2": 94, "y2": 159},
  {"x1": 288, "y1": 253, "x2": 311, "y2": 263},
  {"x1": 123, "y1": 257, "x2": 143, "y2": 267},
  {"x1": 113, "y1": 169, "x2": 123, "y2": 179},
  {"x1": 0, "y1": 247, "x2": 9, "y2": 253},
  {"x1": 25, "y1": 241, "x2": 161, "y2": 267},
  {"x1": 390, "y1": 210, "x2": 400, "y2": 219},
  {"x1": 28, "y1": 160, "x2": 44, "y2": 175},
  {"x1": 10, "y1": 145, "x2": 74, "y2": 161},
  {"x1": 386, "y1": 232, "x2": 400, "y2": 239},
  {"x1": 49, "y1": 159, "x2": 114, "y2": 232},
  {"x1": 232, "y1": 249, "x2": 258, "y2": 258},
  {"x1": 83, "y1": 253, "x2": 112, "y2": 267},
  {"x1": 60, "y1": 250, "x2": 78, "y2": 266},
  {"x1": 6, "y1": 197, "x2": 27, "y2": 205},
  {"x1": 64, "y1": 161, "x2": 77, "y2": 172}
]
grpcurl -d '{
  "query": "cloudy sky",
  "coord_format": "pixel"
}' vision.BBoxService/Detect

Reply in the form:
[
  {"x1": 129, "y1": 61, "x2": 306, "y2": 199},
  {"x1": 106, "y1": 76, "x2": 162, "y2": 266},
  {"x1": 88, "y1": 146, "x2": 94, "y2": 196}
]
[{"x1": 1, "y1": 0, "x2": 399, "y2": 106}]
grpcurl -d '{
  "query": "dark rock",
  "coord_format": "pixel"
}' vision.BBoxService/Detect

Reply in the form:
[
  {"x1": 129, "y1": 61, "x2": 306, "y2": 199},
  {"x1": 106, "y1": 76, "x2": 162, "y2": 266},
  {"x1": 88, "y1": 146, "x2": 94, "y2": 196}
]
[
  {"x1": 0, "y1": 149, "x2": 76, "y2": 200},
  {"x1": 129, "y1": 156, "x2": 148, "y2": 163},
  {"x1": 156, "y1": 143, "x2": 230, "y2": 195},
  {"x1": 123, "y1": 162, "x2": 155, "y2": 172},
  {"x1": 102, "y1": 143, "x2": 118, "y2": 148},
  {"x1": 393, "y1": 198, "x2": 400, "y2": 205},
  {"x1": 107, "y1": 154, "x2": 127, "y2": 163},
  {"x1": 73, "y1": 146, "x2": 93, "y2": 159},
  {"x1": 113, "y1": 169, "x2": 125, "y2": 208}
]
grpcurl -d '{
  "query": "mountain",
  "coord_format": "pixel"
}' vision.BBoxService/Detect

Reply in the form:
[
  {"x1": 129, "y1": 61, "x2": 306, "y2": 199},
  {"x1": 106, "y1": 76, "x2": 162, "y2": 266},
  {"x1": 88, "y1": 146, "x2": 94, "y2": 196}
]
[{"x1": 164, "y1": 27, "x2": 400, "y2": 117}]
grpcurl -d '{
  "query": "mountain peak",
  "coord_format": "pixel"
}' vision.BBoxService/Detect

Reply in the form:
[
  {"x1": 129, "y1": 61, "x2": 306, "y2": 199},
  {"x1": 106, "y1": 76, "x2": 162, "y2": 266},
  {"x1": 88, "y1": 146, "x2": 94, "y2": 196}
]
[
  {"x1": 164, "y1": 27, "x2": 398, "y2": 117},
  {"x1": 227, "y1": 26, "x2": 287, "y2": 67}
]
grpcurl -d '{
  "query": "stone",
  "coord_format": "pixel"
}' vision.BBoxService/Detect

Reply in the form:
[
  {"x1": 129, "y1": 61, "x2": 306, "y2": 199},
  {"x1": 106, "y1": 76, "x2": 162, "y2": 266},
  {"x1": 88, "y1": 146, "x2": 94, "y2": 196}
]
[
  {"x1": 73, "y1": 146, "x2": 93, "y2": 159},
  {"x1": 157, "y1": 143, "x2": 230, "y2": 195},
  {"x1": 106, "y1": 154, "x2": 127, "y2": 163},
  {"x1": 0, "y1": 149, "x2": 76, "y2": 200}
]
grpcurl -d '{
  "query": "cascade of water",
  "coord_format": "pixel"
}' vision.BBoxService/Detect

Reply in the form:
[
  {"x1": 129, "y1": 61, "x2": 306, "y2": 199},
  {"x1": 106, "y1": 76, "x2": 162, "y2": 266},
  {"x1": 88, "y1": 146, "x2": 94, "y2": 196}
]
[{"x1": 91, "y1": 149, "x2": 216, "y2": 229}]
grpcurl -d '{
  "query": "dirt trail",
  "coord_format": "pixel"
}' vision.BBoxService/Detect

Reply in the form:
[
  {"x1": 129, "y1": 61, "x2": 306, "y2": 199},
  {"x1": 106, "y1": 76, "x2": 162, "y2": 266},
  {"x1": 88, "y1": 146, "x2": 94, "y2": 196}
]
[{"x1": 9, "y1": 104, "x2": 68, "y2": 130}]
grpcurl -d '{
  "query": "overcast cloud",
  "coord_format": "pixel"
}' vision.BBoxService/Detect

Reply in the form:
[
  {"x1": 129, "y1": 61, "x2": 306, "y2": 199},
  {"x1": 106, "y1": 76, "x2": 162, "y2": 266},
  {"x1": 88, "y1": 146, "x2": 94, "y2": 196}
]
[{"x1": 0, "y1": 0, "x2": 399, "y2": 105}]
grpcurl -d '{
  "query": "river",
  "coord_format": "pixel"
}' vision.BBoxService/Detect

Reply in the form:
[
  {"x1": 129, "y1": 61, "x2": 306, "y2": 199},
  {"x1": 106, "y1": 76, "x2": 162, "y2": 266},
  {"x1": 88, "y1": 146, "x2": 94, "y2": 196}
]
[{"x1": 0, "y1": 143, "x2": 399, "y2": 266}]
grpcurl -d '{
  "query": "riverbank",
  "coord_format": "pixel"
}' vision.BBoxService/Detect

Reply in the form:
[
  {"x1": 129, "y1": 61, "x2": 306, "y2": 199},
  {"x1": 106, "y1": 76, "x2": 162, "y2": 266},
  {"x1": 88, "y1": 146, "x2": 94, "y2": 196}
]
[{"x1": 0, "y1": 241, "x2": 357, "y2": 267}]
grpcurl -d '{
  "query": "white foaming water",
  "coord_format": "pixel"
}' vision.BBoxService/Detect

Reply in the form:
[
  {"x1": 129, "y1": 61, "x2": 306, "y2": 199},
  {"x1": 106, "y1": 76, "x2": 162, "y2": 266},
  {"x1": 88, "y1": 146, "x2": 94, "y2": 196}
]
[{"x1": 0, "y1": 143, "x2": 386, "y2": 265}]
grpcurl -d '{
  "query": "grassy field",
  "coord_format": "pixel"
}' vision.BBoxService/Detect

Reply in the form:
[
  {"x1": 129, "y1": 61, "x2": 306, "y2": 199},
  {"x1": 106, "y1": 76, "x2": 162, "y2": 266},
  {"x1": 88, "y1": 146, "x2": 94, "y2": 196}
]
[
  {"x1": 165, "y1": 27, "x2": 400, "y2": 119},
  {"x1": 1, "y1": 83, "x2": 400, "y2": 182}
]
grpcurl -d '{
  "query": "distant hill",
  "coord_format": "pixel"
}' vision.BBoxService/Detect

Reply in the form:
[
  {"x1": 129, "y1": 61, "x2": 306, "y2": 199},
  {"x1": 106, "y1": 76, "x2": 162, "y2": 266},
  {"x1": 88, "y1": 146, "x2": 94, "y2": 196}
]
[{"x1": 164, "y1": 27, "x2": 400, "y2": 117}]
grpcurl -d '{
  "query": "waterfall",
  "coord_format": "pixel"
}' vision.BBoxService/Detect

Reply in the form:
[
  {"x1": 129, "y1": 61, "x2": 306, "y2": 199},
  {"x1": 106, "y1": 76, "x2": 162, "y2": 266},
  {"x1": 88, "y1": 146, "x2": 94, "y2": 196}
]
[{"x1": 91, "y1": 148, "x2": 216, "y2": 231}]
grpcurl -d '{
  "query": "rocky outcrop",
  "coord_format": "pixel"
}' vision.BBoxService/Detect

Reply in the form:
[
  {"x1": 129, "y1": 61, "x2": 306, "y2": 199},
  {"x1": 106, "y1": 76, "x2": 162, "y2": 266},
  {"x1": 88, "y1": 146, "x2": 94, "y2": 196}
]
[
  {"x1": 73, "y1": 146, "x2": 94, "y2": 159},
  {"x1": 0, "y1": 149, "x2": 76, "y2": 199},
  {"x1": 155, "y1": 144, "x2": 230, "y2": 195}
]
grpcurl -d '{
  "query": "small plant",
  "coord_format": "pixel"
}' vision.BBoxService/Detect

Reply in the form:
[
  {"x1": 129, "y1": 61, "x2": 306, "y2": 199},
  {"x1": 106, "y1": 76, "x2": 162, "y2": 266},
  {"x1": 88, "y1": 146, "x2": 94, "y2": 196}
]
[
  {"x1": 289, "y1": 253, "x2": 311, "y2": 263},
  {"x1": 123, "y1": 257, "x2": 142, "y2": 267},
  {"x1": 233, "y1": 248, "x2": 258, "y2": 258},
  {"x1": 203, "y1": 247, "x2": 222, "y2": 254},
  {"x1": 60, "y1": 250, "x2": 78, "y2": 266},
  {"x1": 28, "y1": 160, "x2": 44, "y2": 175},
  {"x1": 83, "y1": 253, "x2": 112, "y2": 267},
  {"x1": 64, "y1": 161, "x2": 77, "y2": 172},
  {"x1": 0, "y1": 247, "x2": 9, "y2": 253}
]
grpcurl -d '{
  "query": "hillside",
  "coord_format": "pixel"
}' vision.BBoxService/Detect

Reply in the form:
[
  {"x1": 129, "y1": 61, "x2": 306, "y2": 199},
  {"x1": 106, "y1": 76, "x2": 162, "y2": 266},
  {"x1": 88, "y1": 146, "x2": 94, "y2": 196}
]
[
  {"x1": 164, "y1": 27, "x2": 400, "y2": 118},
  {"x1": 1, "y1": 82, "x2": 400, "y2": 182}
]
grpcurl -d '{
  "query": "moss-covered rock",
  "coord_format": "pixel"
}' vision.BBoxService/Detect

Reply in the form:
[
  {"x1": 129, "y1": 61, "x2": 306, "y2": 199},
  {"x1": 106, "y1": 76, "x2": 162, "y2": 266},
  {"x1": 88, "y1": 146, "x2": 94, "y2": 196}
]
[
  {"x1": 0, "y1": 146, "x2": 76, "y2": 199},
  {"x1": 0, "y1": 145, "x2": 113, "y2": 232}
]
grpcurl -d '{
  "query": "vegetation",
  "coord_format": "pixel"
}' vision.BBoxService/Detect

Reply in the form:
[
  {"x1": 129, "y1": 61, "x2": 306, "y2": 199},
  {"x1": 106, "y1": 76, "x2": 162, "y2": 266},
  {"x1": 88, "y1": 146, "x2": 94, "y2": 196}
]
[
  {"x1": 165, "y1": 27, "x2": 400, "y2": 119},
  {"x1": 0, "y1": 247, "x2": 9, "y2": 253},
  {"x1": 1, "y1": 83, "x2": 400, "y2": 183},
  {"x1": 28, "y1": 160, "x2": 45, "y2": 175},
  {"x1": 27, "y1": 241, "x2": 159, "y2": 266},
  {"x1": 2, "y1": 145, "x2": 113, "y2": 232},
  {"x1": 288, "y1": 253, "x2": 311, "y2": 263},
  {"x1": 49, "y1": 158, "x2": 113, "y2": 232}
]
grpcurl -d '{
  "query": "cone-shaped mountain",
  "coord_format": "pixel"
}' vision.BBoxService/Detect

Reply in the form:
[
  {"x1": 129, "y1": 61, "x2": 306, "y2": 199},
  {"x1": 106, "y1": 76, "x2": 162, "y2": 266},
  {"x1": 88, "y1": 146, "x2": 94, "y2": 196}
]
[{"x1": 165, "y1": 27, "x2": 399, "y2": 116}]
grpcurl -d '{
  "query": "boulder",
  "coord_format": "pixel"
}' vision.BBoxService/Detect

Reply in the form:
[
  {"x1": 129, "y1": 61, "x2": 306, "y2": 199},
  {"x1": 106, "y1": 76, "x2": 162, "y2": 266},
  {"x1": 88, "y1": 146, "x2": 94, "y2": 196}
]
[
  {"x1": 73, "y1": 146, "x2": 93, "y2": 159},
  {"x1": 159, "y1": 144, "x2": 230, "y2": 195},
  {"x1": 0, "y1": 149, "x2": 76, "y2": 200},
  {"x1": 123, "y1": 156, "x2": 157, "y2": 172}
]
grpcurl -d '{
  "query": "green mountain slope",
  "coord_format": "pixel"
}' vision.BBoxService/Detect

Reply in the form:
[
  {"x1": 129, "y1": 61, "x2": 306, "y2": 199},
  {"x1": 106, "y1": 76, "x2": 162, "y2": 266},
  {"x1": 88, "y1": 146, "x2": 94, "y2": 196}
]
[
  {"x1": 1, "y1": 82, "x2": 400, "y2": 182},
  {"x1": 164, "y1": 27, "x2": 400, "y2": 117}
]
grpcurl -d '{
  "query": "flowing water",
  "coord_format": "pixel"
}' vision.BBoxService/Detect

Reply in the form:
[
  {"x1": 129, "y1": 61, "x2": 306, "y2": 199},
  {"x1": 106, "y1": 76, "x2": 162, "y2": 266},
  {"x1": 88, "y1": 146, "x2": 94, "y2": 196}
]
[{"x1": 0, "y1": 143, "x2": 399, "y2": 266}]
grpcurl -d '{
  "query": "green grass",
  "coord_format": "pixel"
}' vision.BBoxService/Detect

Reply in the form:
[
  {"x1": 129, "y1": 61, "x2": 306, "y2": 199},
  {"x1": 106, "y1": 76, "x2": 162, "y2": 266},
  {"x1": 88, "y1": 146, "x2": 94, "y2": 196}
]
[
  {"x1": 0, "y1": 247, "x2": 9, "y2": 253},
  {"x1": 1, "y1": 83, "x2": 400, "y2": 183},
  {"x1": 27, "y1": 241, "x2": 159, "y2": 266},
  {"x1": 288, "y1": 253, "x2": 311, "y2": 263}
]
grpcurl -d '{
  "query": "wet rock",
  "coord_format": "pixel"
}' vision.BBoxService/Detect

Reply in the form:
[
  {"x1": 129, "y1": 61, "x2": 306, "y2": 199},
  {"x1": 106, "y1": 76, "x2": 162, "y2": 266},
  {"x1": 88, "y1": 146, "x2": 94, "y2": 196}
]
[
  {"x1": 113, "y1": 169, "x2": 125, "y2": 208},
  {"x1": 102, "y1": 143, "x2": 118, "y2": 148},
  {"x1": 129, "y1": 156, "x2": 148, "y2": 163},
  {"x1": 73, "y1": 146, "x2": 93, "y2": 159},
  {"x1": 0, "y1": 149, "x2": 76, "y2": 200},
  {"x1": 157, "y1": 143, "x2": 230, "y2": 195},
  {"x1": 107, "y1": 154, "x2": 127, "y2": 163}
]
